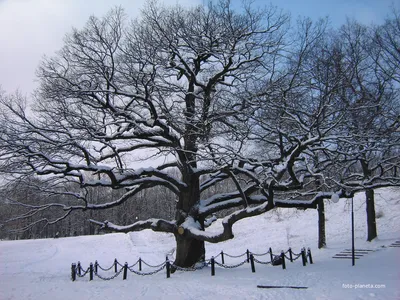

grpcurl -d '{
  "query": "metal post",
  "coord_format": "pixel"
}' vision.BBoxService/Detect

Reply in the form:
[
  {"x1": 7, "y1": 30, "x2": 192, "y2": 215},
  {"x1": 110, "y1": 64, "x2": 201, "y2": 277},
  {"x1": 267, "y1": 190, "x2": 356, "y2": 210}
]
[
  {"x1": 307, "y1": 248, "x2": 313, "y2": 264},
  {"x1": 351, "y1": 197, "x2": 355, "y2": 266},
  {"x1": 221, "y1": 251, "x2": 225, "y2": 264},
  {"x1": 89, "y1": 263, "x2": 93, "y2": 281},
  {"x1": 269, "y1": 247, "x2": 273, "y2": 263},
  {"x1": 77, "y1": 261, "x2": 81, "y2": 276},
  {"x1": 281, "y1": 251, "x2": 286, "y2": 270},
  {"x1": 114, "y1": 259, "x2": 118, "y2": 273},
  {"x1": 289, "y1": 248, "x2": 293, "y2": 262},
  {"x1": 71, "y1": 263, "x2": 76, "y2": 281},
  {"x1": 166, "y1": 259, "x2": 171, "y2": 278},
  {"x1": 246, "y1": 249, "x2": 250, "y2": 263},
  {"x1": 250, "y1": 254, "x2": 255, "y2": 273},
  {"x1": 123, "y1": 263, "x2": 128, "y2": 280},
  {"x1": 211, "y1": 257, "x2": 215, "y2": 276},
  {"x1": 94, "y1": 260, "x2": 98, "y2": 274},
  {"x1": 139, "y1": 258, "x2": 142, "y2": 271}
]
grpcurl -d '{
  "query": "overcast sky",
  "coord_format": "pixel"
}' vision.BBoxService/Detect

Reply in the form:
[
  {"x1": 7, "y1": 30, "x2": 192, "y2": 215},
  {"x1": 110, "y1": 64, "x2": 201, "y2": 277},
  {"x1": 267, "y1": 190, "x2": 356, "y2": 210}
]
[{"x1": 0, "y1": 0, "x2": 398, "y2": 95}]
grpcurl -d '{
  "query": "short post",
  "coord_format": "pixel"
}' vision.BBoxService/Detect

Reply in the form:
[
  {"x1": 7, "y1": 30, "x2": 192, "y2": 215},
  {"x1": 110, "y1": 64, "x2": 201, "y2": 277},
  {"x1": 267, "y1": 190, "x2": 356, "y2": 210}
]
[
  {"x1": 114, "y1": 259, "x2": 118, "y2": 273},
  {"x1": 269, "y1": 247, "x2": 273, "y2": 263},
  {"x1": 89, "y1": 263, "x2": 93, "y2": 281},
  {"x1": 211, "y1": 257, "x2": 215, "y2": 276},
  {"x1": 94, "y1": 260, "x2": 98, "y2": 274},
  {"x1": 77, "y1": 261, "x2": 82, "y2": 276},
  {"x1": 166, "y1": 259, "x2": 171, "y2": 278},
  {"x1": 281, "y1": 251, "x2": 286, "y2": 270},
  {"x1": 307, "y1": 248, "x2": 313, "y2": 264},
  {"x1": 250, "y1": 254, "x2": 255, "y2": 273},
  {"x1": 71, "y1": 263, "x2": 76, "y2": 281},
  {"x1": 303, "y1": 247, "x2": 308, "y2": 263},
  {"x1": 246, "y1": 249, "x2": 250, "y2": 263},
  {"x1": 123, "y1": 263, "x2": 128, "y2": 280},
  {"x1": 139, "y1": 258, "x2": 142, "y2": 271},
  {"x1": 288, "y1": 248, "x2": 293, "y2": 262},
  {"x1": 221, "y1": 251, "x2": 225, "y2": 264},
  {"x1": 301, "y1": 248, "x2": 306, "y2": 266}
]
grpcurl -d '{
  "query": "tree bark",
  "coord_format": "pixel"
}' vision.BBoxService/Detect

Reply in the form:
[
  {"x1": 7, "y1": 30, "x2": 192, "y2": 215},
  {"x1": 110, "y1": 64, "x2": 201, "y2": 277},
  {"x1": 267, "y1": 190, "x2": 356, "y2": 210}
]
[
  {"x1": 366, "y1": 188, "x2": 377, "y2": 241},
  {"x1": 318, "y1": 198, "x2": 326, "y2": 248},
  {"x1": 174, "y1": 234, "x2": 205, "y2": 268}
]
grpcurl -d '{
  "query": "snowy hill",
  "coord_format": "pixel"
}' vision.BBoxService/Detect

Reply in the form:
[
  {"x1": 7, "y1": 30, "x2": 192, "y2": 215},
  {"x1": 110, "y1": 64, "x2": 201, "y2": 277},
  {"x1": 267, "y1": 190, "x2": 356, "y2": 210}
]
[{"x1": 1, "y1": 188, "x2": 399, "y2": 299}]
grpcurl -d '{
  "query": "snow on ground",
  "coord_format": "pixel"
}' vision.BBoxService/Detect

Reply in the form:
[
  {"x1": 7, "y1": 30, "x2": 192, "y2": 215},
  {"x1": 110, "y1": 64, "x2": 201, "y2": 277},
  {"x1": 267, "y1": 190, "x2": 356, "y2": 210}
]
[{"x1": 1, "y1": 188, "x2": 399, "y2": 299}]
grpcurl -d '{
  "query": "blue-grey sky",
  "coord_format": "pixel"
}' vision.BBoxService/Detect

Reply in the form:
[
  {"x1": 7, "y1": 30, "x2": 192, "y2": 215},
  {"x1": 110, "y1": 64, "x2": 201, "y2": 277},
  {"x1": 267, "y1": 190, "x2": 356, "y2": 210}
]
[{"x1": 0, "y1": 0, "x2": 398, "y2": 95}]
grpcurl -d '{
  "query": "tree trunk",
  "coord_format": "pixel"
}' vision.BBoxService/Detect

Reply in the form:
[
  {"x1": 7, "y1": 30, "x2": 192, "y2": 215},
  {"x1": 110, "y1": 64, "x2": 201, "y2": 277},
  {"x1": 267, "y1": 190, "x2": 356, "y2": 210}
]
[
  {"x1": 366, "y1": 188, "x2": 377, "y2": 241},
  {"x1": 174, "y1": 234, "x2": 205, "y2": 268},
  {"x1": 318, "y1": 198, "x2": 326, "y2": 248}
]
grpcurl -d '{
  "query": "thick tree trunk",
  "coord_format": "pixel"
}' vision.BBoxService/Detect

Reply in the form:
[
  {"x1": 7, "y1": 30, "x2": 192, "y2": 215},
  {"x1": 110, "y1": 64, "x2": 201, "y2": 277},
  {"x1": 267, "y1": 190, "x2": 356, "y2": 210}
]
[
  {"x1": 366, "y1": 188, "x2": 377, "y2": 241},
  {"x1": 174, "y1": 234, "x2": 205, "y2": 268},
  {"x1": 318, "y1": 198, "x2": 326, "y2": 248}
]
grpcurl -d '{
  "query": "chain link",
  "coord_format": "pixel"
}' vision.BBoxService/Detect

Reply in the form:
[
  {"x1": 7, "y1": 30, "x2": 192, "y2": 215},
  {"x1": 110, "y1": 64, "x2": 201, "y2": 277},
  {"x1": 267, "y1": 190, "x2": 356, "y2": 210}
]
[
  {"x1": 223, "y1": 252, "x2": 247, "y2": 258},
  {"x1": 140, "y1": 259, "x2": 166, "y2": 268},
  {"x1": 215, "y1": 259, "x2": 247, "y2": 269},
  {"x1": 97, "y1": 262, "x2": 116, "y2": 272},
  {"x1": 94, "y1": 268, "x2": 124, "y2": 280},
  {"x1": 251, "y1": 250, "x2": 271, "y2": 257},
  {"x1": 253, "y1": 257, "x2": 272, "y2": 265},
  {"x1": 128, "y1": 264, "x2": 165, "y2": 276}
]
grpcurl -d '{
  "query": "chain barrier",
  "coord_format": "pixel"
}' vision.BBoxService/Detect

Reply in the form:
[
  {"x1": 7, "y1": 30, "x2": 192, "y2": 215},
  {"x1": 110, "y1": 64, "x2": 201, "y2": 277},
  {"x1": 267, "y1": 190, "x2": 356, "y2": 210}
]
[
  {"x1": 97, "y1": 262, "x2": 116, "y2": 272},
  {"x1": 223, "y1": 252, "x2": 247, "y2": 258},
  {"x1": 215, "y1": 259, "x2": 247, "y2": 269},
  {"x1": 128, "y1": 264, "x2": 166, "y2": 276},
  {"x1": 94, "y1": 268, "x2": 124, "y2": 281},
  {"x1": 76, "y1": 266, "x2": 90, "y2": 277},
  {"x1": 140, "y1": 259, "x2": 166, "y2": 268},
  {"x1": 71, "y1": 246, "x2": 312, "y2": 281},
  {"x1": 251, "y1": 250, "x2": 271, "y2": 257},
  {"x1": 253, "y1": 257, "x2": 272, "y2": 265}
]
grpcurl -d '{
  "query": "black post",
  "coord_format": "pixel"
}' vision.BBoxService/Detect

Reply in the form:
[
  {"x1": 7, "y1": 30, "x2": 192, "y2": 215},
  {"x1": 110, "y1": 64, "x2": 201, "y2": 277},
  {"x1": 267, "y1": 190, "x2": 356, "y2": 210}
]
[
  {"x1": 269, "y1": 247, "x2": 273, "y2": 263},
  {"x1": 221, "y1": 251, "x2": 225, "y2": 264},
  {"x1": 166, "y1": 259, "x2": 171, "y2": 278},
  {"x1": 94, "y1": 260, "x2": 98, "y2": 274},
  {"x1": 351, "y1": 197, "x2": 355, "y2": 266},
  {"x1": 307, "y1": 248, "x2": 313, "y2": 264},
  {"x1": 303, "y1": 247, "x2": 308, "y2": 263},
  {"x1": 71, "y1": 263, "x2": 76, "y2": 281},
  {"x1": 250, "y1": 254, "x2": 255, "y2": 273},
  {"x1": 77, "y1": 261, "x2": 81, "y2": 276},
  {"x1": 288, "y1": 248, "x2": 293, "y2": 262},
  {"x1": 211, "y1": 257, "x2": 215, "y2": 276},
  {"x1": 139, "y1": 258, "x2": 142, "y2": 271},
  {"x1": 114, "y1": 259, "x2": 118, "y2": 273},
  {"x1": 89, "y1": 263, "x2": 93, "y2": 281},
  {"x1": 281, "y1": 251, "x2": 286, "y2": 270},
  {"x1": 123, "y1": 263, "x2": 128, "y2": 280},
  {"x1": 246, "y1": 249, "x2": 250, "y2": 263},
  {"x1": 301, "y1": 249, "x2": 306, "y2": 266}
]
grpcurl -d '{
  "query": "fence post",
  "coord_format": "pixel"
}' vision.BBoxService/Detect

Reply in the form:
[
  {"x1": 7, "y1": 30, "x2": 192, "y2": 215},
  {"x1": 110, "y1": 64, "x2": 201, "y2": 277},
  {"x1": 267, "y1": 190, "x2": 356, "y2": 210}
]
[
  {"x1": 71, "y1": 263, "x2": 76, "y2": 281},
  {"x1": 221, "y1": 251, "x2": 225, "y2": 264},
  {"x1": 166, "y1": 259, "x2": 171, "y2": 278},
  {"x1": 114, "y1": 259, "x2": 118, "y2": 273},
  {"x1": 269, "y1": 247, "x2": 273, "y2": 263},
  {"x1": 94, "y1": 260, "x2": 98, "y2": 274},
  {"x1": 211, "y1": 257, "x2": 215, "y2": 276},
  {"x1": 250, "y1": 254, "x2": 256, "y2": 273},
  {"x1": 123, "y1": 263, "x2": 128, "y2": 280},
  {"x1": 77, "y1": 261, "x2": 81, "y2": 276},
  {"x1": 281, "y1": 251, "x2": 286, "y2": 270},
  {"x1": 139, "y1": 258, "x2": 142, "y2": 271},
  {"x1": 288, "y1": 248, "x2": 293, "y2": 262},
  {"x1": 246, "y1": 249, "x2": 250, "y2": 263},
  {"x1": 89, "y1": 263, "x2": 93, "y2": 281},
  {"x1": 307, "y1": 248, "x2": 313, "y2": 264},
  {"x1": 301, "y1": 248, "x2": 306, "y2": 266},
  {"x1": 303, "y1": 247, "x2": 308, "y2": 263}
]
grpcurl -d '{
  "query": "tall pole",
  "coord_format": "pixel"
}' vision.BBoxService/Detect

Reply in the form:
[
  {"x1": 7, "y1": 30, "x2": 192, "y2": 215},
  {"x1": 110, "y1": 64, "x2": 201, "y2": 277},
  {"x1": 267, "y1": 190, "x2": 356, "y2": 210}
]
[{"x1": 351, "y1": 197, "x2": 355, "y2": 266}]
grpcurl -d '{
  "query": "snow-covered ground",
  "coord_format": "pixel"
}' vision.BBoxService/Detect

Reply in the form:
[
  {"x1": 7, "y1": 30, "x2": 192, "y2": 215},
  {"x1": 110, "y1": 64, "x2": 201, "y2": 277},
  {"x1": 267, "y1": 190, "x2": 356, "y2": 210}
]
[{"x1": 1, "y1": 188, "x2": 399, "y2": 300}]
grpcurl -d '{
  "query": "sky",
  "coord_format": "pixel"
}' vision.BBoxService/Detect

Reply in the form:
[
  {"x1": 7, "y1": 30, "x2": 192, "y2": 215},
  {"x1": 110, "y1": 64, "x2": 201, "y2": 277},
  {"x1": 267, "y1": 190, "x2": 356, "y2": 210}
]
[{"x1": 0, "y1": 0, "x2": 398, "y2": 95}]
